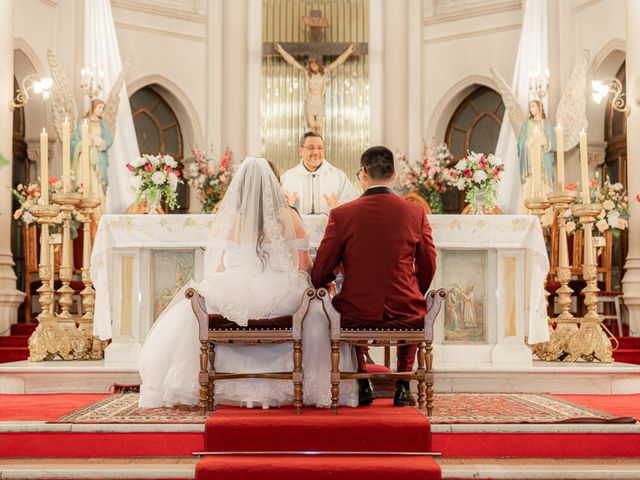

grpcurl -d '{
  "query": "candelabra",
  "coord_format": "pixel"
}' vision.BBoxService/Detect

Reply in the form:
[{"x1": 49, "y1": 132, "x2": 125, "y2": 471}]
[
  {"x1": 27, "y1": 203, "x2": 67, "y2": 361},
  {"x1": 77, "y1": 195, "x2": 105, "y2": 359},
  {"x1": 564, "y1": 203, "x2": 613, "y2": 362}
]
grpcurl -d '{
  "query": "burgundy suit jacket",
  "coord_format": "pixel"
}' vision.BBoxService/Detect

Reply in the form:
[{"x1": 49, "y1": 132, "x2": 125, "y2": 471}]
[{"x1": 311, "y1": 186, "x2": 437, "y2": 322}]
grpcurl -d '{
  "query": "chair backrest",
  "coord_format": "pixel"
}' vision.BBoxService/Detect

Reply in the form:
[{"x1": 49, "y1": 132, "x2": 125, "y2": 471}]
[{"x1": 404, "y1": 192, "x2": 432, "y2": 215}]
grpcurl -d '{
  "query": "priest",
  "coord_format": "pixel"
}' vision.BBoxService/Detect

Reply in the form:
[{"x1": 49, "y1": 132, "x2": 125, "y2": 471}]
[{"x1": 281, "y1": 132, "x2": 358, "y2": 215}]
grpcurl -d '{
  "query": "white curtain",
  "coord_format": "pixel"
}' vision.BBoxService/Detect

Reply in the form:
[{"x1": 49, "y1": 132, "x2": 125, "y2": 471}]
[
  {"x1": 84, "y1": 0, "x2": 139, "y2": 213},
  {"x1": 496, "y1": 0, "x2": 549, "y2": 213}
]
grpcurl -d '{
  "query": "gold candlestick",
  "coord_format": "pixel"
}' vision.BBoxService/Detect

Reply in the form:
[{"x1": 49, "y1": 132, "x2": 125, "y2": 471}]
[
  {"x1": 51, "y1": 192, "x2": 91, "y2": 360},
  {"x1": 524, "y1": 195, "x2": 558, "y2": 360},
  {"x1": 565, "y1": 203, "x2": 613, "y2": 362},
  {"x1": 545, "y1": 190, "x2": 579, "y2": 360},
  {"x1": 27, "y1": 203, "x2": 69, "y2": 361},
  {"x1": 78, "y1": 195, "x2": 104, "y2": 359}
]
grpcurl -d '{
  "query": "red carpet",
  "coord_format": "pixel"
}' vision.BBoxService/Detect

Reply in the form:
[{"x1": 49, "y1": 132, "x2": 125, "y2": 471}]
[
  {"x1": 196, "y1": 455, "x2": 441, "y2": 480},
  {"x1": 612, "y1": 336, "x2": 640, "y2": 365},
  {"x1": 0, "y1": 324, "x2": 36, "y2": 364},
  {"x1": 0, "y1": 394, "x2": 110, "y2": 421},
  {"x1": 554, "y1": 393, "x2": 640, "y2": 420},
  {"x1": 206, "y1": 399, "x2": 431, "y2": 452},
  {"x1": 199, "y1": 400, "x2": 440, "y2": 479}
]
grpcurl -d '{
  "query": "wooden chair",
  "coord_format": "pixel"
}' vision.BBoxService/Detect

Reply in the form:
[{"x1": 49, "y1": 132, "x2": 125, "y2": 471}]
[
  {"x1": 404, "y1": 192, "x2": 432, "y2": 214},
  {"x1": 185, "y1": 287, "x2": 314, "y2": 414},
  {"x1": 316, "y1": 288, "x2": 447, "y2": 415}
]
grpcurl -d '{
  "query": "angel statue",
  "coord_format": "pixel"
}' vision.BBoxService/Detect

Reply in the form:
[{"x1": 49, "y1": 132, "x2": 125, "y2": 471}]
[
  {"x1": 517, "y1": 99, "x2": 556, "y2": 202},
  {"x1": 46, "y1": 49, "x2": 129, "y2": 217},
  {"x1": 491, "y1": 50, "x2": 590, "y2": 222},
  {"x1": 274, "y1": 43, "x2": 357, "y2": 133}
]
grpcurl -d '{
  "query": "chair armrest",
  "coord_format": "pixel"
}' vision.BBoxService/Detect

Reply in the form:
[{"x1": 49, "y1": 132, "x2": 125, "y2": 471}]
[
  {"x1": 185, "y1": 287, "x2": 210, "y2": 342},
  {"x1": 292, "y1": 288, "x2": 316, "y2": 341},
  {"x1": 316, "y1": 288, "x2": 341, "y2": 341},
  {"x1": 423, "y1": 289, "x2": 448, "y2": 341}
]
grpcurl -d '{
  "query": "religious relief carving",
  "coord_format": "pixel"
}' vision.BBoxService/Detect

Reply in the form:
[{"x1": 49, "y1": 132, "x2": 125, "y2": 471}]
[
  {"x1": 152, "y1": 251, "x2": 195, "y2": 320},
  {"x1": 441, "y1": 251, "x2": 487, "y2": 343},
  {"x1": 587, "y1": 142, "x2": 607, "y2": 168}
]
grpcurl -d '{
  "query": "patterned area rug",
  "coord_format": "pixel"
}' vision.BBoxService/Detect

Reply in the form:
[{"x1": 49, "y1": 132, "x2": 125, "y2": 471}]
[{"x1": 52, "y1": 393, "x2": 636, "y2": 424}]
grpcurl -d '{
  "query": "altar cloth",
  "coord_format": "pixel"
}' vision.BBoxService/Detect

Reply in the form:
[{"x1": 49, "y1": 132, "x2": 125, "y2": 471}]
[{"x1": 91, "y1": 214, "x2": 548, "y2": 345}]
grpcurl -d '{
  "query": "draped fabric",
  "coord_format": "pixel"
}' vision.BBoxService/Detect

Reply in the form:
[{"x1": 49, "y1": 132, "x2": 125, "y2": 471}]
[
  {"x1": 496, "y1": 0, "x2": 549, "y2": 214},
  {"x1": 84, "y1": 0, "x2": 139, "y2": 213}
]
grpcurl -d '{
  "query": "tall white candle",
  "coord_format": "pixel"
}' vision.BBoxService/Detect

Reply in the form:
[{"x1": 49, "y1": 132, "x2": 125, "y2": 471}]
[
  {"x1": 40, "y1": 128, "x2": 48, "y2": 204},
  {"x1": 82, "y1": 120, "x2": 90, "y2": 197},
  {"x1": 62, "y1": 117, "x2": 71, "y2": 193},
  {"x1": 555, "y1": 124, "x2": 565, "y2": 188},
  {"x1": 579, "y1": 129, "x2": 590, "y2": 204}
]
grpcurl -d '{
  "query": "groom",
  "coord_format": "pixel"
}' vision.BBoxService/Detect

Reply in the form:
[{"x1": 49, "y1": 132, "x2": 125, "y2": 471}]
[{"x1": 311, "y1": 145, "x2": 437, "y2": 407}]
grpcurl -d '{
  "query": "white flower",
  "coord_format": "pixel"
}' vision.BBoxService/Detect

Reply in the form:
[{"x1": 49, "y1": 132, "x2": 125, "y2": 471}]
[
  {"x1": 617, "y1": 218, "x2": 627, "y2": 230},
  {"x1": 603, "y1": 199, "x2": 615, "y2": 211},
  {"x1": 455, "y1": 159, "x2": 467, "y2": 171},
  {"x1": 168, "y1": 172, "x2": 179, "y2": 189},
  {"x1": 151, "y1": 171, "x2": 166, "y2": 185},
  {"x1": 563, "y1": 208, "x2": 572, "y2": 218},
  {"x1": 487, "y1": 154, "x2": 501, "y2": 166},
  {"x1": 455, "y1": 178, "x2": 466, "y2": 190},
  {"x1": 473, "y1": 169, "x2": 488, "y2": 183},
  {"x1": 566, "y1": 221, "x2": 576, "y2": 234},
  {"x1": 164, "y1": 155, "x2": 178, "y2": 168},
  {"x1": 22, "y1": 211, "x2": 36, "y2": 224},
  {"x1": 129, "y1": 175, "x2": 143, "y2": 190},
  {"x1": 596, "y1": 218, "x2": 609, "y2": 233},
  {"x1": 612, "y1": 182, "x2": 623, "y2": 191},
  {"x1": 607, "y1": 211, "x2": 620, "y2": 229},
  {"x1": 131, "y1": 156, "x2": 145, "y2": 168},
  {"x1": 148, "y1": 155, "x2": 160, "y2": 166}
]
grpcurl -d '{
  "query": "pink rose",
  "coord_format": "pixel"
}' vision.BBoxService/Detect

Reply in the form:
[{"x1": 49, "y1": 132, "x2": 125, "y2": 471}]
[
  {"x1": 464, "y1": 169, "x2": 472, "y2": 178},
  {"x1": 208, "y1": 168, "x2": 216, "y2": 175},
  {"x1": 493, "y1": 167, "x2": 500, "y2": 176},
  {"x1": 165, "y1": 166, "x2": 171, "y2": 172},
  {"x1": 590, "y1": 178, "x2": 597, "y2": 188},
  {"x1": 636, "y1": 194, "x2": 640, "y2": 203},
  {"x1": 144, "y1": 163, "x2": 152, "y2": 172},
  {"x1": 566, "y1": 183, "x2": 577, "y2": 191},
  {"x1": 173, "y1": 169, "x2": 181, "y2": 177},
  {"x1": 126, "y1": 164, "x2": 134, "y2": 171},
  {"x1": 450, "y1": 171, "x2": 457, "y2": 178}
]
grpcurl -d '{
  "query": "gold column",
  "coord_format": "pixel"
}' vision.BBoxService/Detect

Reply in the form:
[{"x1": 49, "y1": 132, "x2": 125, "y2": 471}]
[
  {"x1": 565, "y1": 203, "x2": 613, "y2": 362},
  {"x1": 78, "y1": 196, "x2": 104, "y2": 359}
]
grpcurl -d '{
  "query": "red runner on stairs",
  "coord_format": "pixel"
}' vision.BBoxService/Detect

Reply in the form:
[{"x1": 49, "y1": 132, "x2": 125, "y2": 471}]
[{"x1": 198, "y1": 399, "x2": 440, "y2": 479}]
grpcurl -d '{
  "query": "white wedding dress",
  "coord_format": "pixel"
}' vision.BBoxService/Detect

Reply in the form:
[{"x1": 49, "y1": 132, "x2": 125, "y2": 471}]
[{"x1": 138, "y1": 157, "x2": 358, "y2": 409}]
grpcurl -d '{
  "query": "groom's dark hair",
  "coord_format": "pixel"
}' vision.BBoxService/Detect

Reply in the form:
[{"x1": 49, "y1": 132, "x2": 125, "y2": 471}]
[{"x1": 360, "y1": 146, "x2": 394, "y2": 180}]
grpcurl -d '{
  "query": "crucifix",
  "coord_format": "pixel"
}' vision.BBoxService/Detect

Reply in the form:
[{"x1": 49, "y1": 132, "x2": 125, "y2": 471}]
[{"x1": 264, "y1": 10, "x2": 368, "y2": 133}]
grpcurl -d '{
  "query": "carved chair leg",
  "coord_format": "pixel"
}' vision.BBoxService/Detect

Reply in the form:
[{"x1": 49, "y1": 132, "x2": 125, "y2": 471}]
[
  {"x1": 330, "y1": 340, "x2": 340, "y2": 414},
  {"x1": 199, "y1": 340, "x2": 208, "y2": 414},
  {"x1": 208, "y1": 344, "x2": 216, "y2": 411},
  {"x1": 425, "y1": 341, "x2": 434, "y2": 417},
  {"x1": 417, "y1": 341, "x2": 427, "y2": 411},
  {"x1": 293, "y1": 339, "x2": 303, "y2": 415}
]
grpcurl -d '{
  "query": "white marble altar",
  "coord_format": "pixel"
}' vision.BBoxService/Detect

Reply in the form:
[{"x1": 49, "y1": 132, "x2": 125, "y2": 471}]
[{"x1": 91, "y1": 214, "x2": 548, "y2": 366}]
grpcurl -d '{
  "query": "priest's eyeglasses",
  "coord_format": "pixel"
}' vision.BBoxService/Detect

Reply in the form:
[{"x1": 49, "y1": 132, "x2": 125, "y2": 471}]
[
  {"x1": 355, "y1": 167, "x2": 363, "y2": 180},
  {"x1": 303, "y1": 146, "x2": 324, "y2": 152}
]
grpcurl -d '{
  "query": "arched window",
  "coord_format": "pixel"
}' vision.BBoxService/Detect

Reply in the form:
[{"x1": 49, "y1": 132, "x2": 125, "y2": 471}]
[
  {"x1": 130, "y1": 86, "x2": 187, "y2": 212},
  {"x1": 443, "y1": 86, "x2": 504, "y2": 212}
]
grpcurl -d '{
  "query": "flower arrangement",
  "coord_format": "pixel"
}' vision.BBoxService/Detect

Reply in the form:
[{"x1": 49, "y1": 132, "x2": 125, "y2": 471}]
[
  {"x1": 186, "y1": 147, "x2": 232, "y2": 214},
  {"x1": 126, "y1": 154, "x2": 182, "y2": 213},
  {"x1": 399, "y1": 143, "x2": 452, "y2": 213},
  {"x1": 448, "y1": 152, "x2": 505, "y2": 213},
  {"x1": 564, "y1": 175, "x2": 630, "y2": 237}
]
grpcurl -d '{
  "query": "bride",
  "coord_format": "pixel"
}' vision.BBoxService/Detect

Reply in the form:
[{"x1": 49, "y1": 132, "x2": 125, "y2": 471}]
[{"x1": 139, "y1": 157, "x2": 357, "y2": 409}]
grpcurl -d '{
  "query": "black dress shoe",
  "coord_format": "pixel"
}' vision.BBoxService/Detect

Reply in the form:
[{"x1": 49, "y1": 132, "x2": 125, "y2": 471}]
[
  {"x1": 358, "y1": 379, "x2": 376, "y2": 406},
  {"x1": 393, "y1": 383, "x2": 416, "y2": 407}
]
